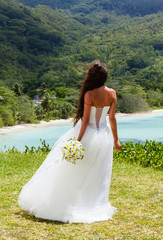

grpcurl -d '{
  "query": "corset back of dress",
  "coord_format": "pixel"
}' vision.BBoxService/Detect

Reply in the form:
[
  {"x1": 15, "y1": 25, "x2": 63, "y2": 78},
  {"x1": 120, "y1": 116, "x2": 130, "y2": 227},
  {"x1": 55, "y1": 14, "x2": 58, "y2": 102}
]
[{"x1": 89, "y1": 106, "x2": 110, "y2": 130}]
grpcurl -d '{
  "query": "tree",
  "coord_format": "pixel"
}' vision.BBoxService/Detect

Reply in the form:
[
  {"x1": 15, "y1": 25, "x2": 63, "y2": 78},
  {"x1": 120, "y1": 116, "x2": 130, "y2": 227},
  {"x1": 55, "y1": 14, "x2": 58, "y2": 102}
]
[
  {"x1": 119, "y1": 94, "x2": 149, "y2": 113},
  {"x1": 12, "y1": 83, "x2": 21, "y2": 96},
  {"x1": 41, "y1": 92, "x2": 51, "y2": 112}
]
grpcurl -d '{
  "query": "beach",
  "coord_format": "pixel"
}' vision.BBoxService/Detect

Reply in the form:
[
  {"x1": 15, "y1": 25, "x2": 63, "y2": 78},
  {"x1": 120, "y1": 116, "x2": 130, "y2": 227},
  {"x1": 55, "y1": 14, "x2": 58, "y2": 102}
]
[
  {"x1": 116, "y1": 109, "x2": 163, "y2": 118},
  {"x1": 0, "y1": 109, "x2": 163, "y2": 134}
]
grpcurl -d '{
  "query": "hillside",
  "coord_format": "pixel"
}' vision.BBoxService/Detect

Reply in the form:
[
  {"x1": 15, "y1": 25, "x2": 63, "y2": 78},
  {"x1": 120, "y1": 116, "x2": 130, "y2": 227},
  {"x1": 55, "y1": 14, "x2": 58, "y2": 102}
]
[
  {"x1": 17, "y1": 0, "x2": 163, "y2": 17},
  {"x1": 0, "y1": 1, "x2": 162, "y2": 91},
  {"x1": 0, "y1": 148, "x2": 162, "y2": 239},
  {"x1": 71, "y1": 0, "x2": 163, "y2": 17},
  {"x1": 17, "y1": 0, "x2": 82, "y2": 9},
  {"x1": 0, "y1": 0, "x2": 88, "y2": 94},
  {"x1": 0, "y1": 0, "x2": 163, "y2": 126}
]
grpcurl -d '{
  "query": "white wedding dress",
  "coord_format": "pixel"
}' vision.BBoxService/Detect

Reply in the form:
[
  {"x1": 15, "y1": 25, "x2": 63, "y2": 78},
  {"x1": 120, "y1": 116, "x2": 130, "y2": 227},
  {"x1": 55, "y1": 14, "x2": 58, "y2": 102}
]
[{"x1": 18, "y1": 106, "x2": 117, "y2": 223}]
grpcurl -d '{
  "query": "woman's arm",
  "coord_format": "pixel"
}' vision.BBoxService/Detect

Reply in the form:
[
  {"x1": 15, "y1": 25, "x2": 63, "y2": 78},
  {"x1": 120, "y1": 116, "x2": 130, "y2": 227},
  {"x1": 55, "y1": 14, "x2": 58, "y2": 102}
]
[
  {"x1": 109, "y1": 90, "x2": 121, "y2": 151},
  {"x1": 77, "y1": 92, "x2": 91, "y2": 141}
]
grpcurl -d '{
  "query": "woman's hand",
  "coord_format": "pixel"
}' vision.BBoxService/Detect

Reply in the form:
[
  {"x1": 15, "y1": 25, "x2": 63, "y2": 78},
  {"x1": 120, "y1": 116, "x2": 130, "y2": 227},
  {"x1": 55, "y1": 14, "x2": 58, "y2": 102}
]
[{"x1": 114, "y1": 140, "x2": 121, "y2": 151}]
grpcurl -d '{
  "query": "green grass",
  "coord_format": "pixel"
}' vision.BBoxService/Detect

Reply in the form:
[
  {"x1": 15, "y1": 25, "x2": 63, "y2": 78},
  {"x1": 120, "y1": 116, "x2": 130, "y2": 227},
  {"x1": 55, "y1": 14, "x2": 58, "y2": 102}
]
[{"x1": 0, "y1": 152, "x2": 162, "y2": 240}]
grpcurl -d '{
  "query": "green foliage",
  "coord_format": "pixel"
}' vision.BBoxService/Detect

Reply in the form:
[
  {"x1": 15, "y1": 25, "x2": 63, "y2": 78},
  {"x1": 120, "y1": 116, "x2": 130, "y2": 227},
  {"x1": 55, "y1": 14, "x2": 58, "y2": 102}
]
[
  {"x1": 64, "y1": 88, "x2": 79, "y2": 106},
  {"x1": 119, "y1": 94, "x2": 149, "y2": 113},
  {"x1": 49, "y1": 99, "x2": 76, "y2": 119},
  {"x1": 7, "y1": 140, "x2": 163, "y2": 171},
  {"x1": 0, "y1": 150, "x2": 162, "y2": 239},
  {"x1": 12, "y1": 82, "x2": 22, "y2": 96},
  {"x1": 37, "y1": 89, "x2": 76, "y2": 120},
  {"x1": 24, "y1": 139, "x2": 51, "y2": 154},
  {"x1": 0, "y1": 85, "x2": 76, "y2": 126},
  {"x1": 34, "y1": 104, "x2": 44, "y2": 120},
  {"x1": 116, "y1": 85, "x2": 149, "y2": 113},
  {"x1": 126, "y1": 54, "x2": 151, "y2": 70},
  {"x1": 0, "y1": 116, "x2": 4, "y2": 127},
  {"x1": 41, "y1": 92, "x2": 51, "y2": 112},
  {"x1": 0, "y1": 0, "x2": 162, "y2": 120},
  {"x1": 146, "y1": 89, "x2": 163, "y2": 107},
  {"x1": 0, "y1": 86, "x2": 16, "y2": 125},
  {"x1": 18, "y1": 0, "x2": 83, "y2": 9},
  {"x1": 16, "y1": 96, "x2": 37, "y2": 123},
  {"x1": 0, "y1": 86, "x2": 37, "y2": 125},
  {"x1": 17, "y1": 0, "x2": 163, "y2": 17},
  {"x1": 0, "y1": 106, "x2": 15, "y2": 126},
  {"x1": 0, "y1": 86, "x2": 17, "y2": 125},
  {"x1": 0, "y1": 1, "x2": 84, "y2": 91},
  {"x1": 0, "y1": 86, "x2": 16, "y2": 105},
  {"x1": 55, "y1": 87, "x2": 67, "y2": 98},
  {"x1": 114, "y1": 140, "x2": 163, "y2": 170}
]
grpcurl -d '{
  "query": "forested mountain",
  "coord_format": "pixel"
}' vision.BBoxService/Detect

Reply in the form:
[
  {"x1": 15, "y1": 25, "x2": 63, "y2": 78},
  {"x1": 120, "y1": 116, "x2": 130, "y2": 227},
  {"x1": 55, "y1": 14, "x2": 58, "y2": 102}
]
[
  {"x1": 17, "y1": 0, "x2": 82, "y2": 9},
  {"x1": 72, "y1": 0, "x2": 163, "y2": 16},
  {"x1": 0, "y1": 0, "x2": 87, "y2": 93},
  {"x1": 0, "y1": 0, "x2": 162, "y2": 91},
  {"x1": 17, "y1": 0, "x2": 163, "y2": 17},
  {"x1": 0, "y1": 0, "x2": 163, "y2": 126}
]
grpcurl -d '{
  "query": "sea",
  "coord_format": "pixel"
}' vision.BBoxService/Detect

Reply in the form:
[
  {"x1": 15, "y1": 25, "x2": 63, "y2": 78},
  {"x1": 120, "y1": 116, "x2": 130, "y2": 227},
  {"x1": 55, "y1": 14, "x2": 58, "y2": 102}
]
[{"x1": 0, "y1": 113, "x2": 162, "y2": 152}]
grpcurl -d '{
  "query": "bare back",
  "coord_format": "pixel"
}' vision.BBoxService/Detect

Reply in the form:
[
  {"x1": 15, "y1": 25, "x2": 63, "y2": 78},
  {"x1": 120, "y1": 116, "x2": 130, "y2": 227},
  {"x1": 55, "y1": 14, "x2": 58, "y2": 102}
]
[
  {"x1": 88, "y1": 86, "x2": 115, "y2": 107},
  {"x1": 78, "y1": 85, "x2": 121, "y2": 151}
]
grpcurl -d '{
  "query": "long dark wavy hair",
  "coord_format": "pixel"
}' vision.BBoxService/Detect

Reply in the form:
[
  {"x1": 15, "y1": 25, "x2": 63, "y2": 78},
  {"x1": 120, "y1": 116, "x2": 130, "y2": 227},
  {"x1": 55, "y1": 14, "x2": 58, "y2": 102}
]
[{"x1": 74, "y1": 60, "x2": 108, "y2": 126}]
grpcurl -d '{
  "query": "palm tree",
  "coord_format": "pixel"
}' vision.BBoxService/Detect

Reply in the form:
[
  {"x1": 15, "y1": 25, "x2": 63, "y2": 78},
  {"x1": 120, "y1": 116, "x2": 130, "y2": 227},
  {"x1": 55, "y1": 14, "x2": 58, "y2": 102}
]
[
  {"x1": 41, "y1": 92, "x2": 51, "y2": 112},
  {"x1": 13, "y1": 83, "x2": 21, "y2": 96}
]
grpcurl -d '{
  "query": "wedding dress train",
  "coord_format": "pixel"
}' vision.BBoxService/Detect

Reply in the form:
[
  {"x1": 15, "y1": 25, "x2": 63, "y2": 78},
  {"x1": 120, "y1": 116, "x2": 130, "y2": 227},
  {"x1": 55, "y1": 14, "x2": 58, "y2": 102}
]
[{"x1": 18, "y1": 106, "x2": 117, "y2": 223}]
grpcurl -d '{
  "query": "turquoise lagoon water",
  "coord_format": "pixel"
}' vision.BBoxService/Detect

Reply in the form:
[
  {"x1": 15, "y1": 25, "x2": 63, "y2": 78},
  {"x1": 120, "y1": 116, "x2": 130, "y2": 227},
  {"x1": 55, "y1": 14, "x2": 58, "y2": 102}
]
[{"x1": 0, "y1": 113, "x2": 162, "y2": 152}]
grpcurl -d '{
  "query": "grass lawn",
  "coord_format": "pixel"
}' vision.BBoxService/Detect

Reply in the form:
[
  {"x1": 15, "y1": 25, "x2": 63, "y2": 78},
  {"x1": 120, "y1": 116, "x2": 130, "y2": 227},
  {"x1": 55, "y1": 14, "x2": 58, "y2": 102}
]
[{"x1": 0, "y1": 152, "x2": 162, "y2": 240}]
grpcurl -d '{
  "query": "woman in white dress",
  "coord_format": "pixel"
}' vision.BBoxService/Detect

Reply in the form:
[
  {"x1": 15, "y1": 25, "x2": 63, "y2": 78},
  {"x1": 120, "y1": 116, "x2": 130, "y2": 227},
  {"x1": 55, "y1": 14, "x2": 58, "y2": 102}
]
[{"x1": 18, "y1": 60, "x2": 121, "y2": 223}]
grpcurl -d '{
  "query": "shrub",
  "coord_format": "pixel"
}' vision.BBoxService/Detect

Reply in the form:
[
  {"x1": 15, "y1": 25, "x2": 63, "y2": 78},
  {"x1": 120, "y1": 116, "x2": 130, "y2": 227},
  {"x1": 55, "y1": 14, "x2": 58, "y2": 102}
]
[
  {"x1": 50, "y1": 100, "x2": 75, "y2": 119},
  {"x1": 146, "y1": 89, "x2": 163, "y2": 107},
  {"x1": 114, "y1": 140, "x2": 163, "y2": 170},
  {"x1": 0, "y1": 106, "x2": 15, "y2": 126},
  {"x1": 35, "y1": 104, "x2": 44, "y2": 120},
  {"x1": 17, "y1": 96, "x2": 37, "y2": 123},
  {"x1": 119, "y1": 94, "x2": 149, "y2": 113},
  {"x1": 0, "y1": 116, "x2": 4, "y2": 127},
  {"x1": 24, "y1": 139, "x2": 51, "y2": 154},
  {"x1": 7, "y1": 140, "x2": 162, "y2": 170}
]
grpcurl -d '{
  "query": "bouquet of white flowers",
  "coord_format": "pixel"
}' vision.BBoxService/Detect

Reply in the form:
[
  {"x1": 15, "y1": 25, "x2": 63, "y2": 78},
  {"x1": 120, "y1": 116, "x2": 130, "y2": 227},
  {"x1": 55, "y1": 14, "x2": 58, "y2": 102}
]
[{"x1": 62, "y1": 138, "x2": 85, "y2": 164}]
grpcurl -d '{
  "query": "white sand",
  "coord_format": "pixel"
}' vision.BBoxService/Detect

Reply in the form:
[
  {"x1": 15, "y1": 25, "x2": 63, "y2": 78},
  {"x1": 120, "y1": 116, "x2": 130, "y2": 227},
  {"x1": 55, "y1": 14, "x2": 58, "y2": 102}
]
[
  {"x1": 0, "y1": 109, "x2": 163, "y2": 134},
  {"x1": 0, "y1": 118, "x2": 74, "y2": 134},
  {"x1": 116, "y1": 109, "x2": 163, "y2": 118}
]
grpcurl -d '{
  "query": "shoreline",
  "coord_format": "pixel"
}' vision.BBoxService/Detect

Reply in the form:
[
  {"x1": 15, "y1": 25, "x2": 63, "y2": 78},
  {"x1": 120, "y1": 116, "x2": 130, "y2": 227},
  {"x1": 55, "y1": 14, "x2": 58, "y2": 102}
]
[
  {"x1": 116, "y1": 109, "x2": 163, "y2": 118},
  {"x1": 0, "y1": 109, "x2": 163, "y2": 134}
]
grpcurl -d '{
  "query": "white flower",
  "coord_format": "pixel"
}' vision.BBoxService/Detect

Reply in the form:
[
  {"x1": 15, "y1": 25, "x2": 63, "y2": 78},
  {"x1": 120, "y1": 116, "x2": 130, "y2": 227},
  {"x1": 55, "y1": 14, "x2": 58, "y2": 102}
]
[{"x1": 62, "y1": 137, "x2": 85, "y2": 164}]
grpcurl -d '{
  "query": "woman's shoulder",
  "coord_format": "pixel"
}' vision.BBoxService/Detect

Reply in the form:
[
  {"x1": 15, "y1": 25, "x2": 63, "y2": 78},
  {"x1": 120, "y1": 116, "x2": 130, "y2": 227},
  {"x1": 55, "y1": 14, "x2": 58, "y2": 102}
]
[
  {"x1": 105, "y1": 87, "x2": 116, "y2": 95},
  {"x1": 84, "y1": 90, "x2": 92, "y2": 98},
  {"x1": 105, "y1": 86, "x2": 116, "y2": 93}
]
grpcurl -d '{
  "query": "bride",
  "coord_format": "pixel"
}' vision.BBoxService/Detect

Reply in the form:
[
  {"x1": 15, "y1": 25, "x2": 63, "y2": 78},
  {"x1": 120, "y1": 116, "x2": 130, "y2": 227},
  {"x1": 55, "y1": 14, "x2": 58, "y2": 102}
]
[{"x1": 18, "y1": 60, "x2": 121, "y2": 223}]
